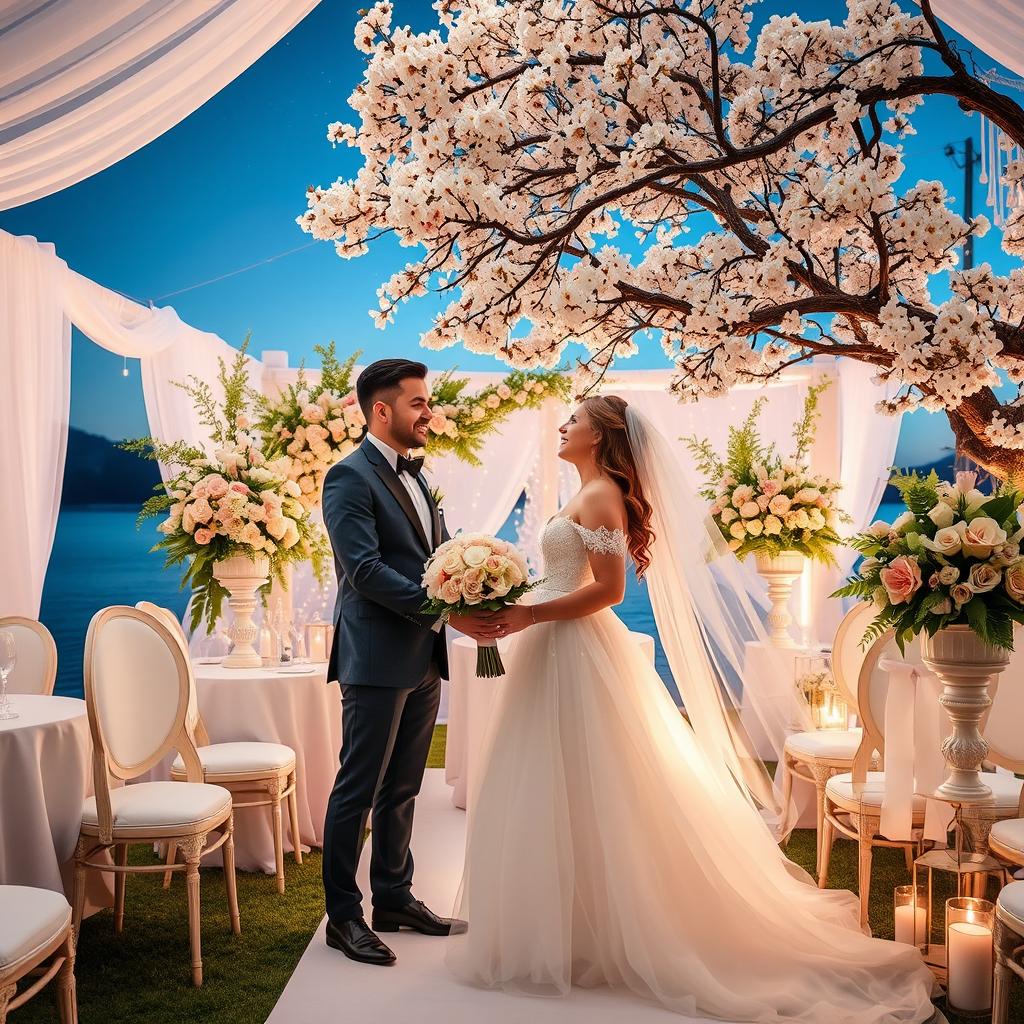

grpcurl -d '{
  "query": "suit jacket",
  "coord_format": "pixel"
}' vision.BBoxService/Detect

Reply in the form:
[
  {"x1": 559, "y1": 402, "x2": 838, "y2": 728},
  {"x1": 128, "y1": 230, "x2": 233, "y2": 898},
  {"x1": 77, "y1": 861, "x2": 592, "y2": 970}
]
[{"x1": 322, "y1": 437, "x2": 450, "y2": 686}]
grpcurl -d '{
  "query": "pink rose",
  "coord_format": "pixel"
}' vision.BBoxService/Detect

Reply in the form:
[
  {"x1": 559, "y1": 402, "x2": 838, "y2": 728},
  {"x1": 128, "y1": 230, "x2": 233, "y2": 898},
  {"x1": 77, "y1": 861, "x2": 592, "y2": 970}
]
[
  {"x1": 229, "y1": 481, "x2": 250, "y2": 494},
  {"x1": 761, "y1": 480, "x2": 781, "y2": 497},
  {"x1": 194, "y1": 528, "x2": 214, "y2": 545},
  {"x1": 206, "y1": 477, "x2": 229, "y2": 500},
  {"x1": 879, "y1": 556, "x2": 922, "y2": 606}
]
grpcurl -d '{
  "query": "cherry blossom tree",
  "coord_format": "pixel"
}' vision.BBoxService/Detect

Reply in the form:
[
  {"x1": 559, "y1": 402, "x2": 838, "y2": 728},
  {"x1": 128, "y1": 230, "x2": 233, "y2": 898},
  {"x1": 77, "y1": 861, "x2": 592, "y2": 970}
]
[{"x1": 298, "y1": 0, "x2": 1024, "y2": 482}]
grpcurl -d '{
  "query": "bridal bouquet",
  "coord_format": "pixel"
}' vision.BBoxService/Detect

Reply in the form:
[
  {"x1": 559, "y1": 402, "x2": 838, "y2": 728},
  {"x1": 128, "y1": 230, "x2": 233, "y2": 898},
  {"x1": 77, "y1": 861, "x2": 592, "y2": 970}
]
[
  {"x1": 421, "y1": 534, "x2": 536, "y2": 677},
  {"x1": 126, "y1": 342, "x2": 330, "y2": 631},
  {"x1": 833, "y1": 470, "x2": 1024, "y2": 652},
  {"x1": 256, "y1": 342, "x2": 366, "y2": 512},
  {"x1": 686, "y1": 383, "x2": 849, "y2": 565}
]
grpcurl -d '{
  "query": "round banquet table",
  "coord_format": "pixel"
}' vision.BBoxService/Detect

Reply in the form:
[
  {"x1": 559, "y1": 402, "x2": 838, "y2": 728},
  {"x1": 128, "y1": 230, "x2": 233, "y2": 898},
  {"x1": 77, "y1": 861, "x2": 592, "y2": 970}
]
[
  {"x1": 0, "y1": 694, "x2": 112, "y2": 912},
  {"x1": 148, "y1": 661, "x2": 342, "y2": 874},
  {"x1": 445, "y1": 631, "x2": 656, "y2": 811}
]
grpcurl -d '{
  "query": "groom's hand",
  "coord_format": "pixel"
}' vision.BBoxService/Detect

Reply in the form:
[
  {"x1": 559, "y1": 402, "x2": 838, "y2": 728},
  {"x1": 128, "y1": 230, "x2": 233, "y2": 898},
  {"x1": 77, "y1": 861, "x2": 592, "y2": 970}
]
[{"x1": 448, "y1": 611, "x2": 503, "y2": 641}]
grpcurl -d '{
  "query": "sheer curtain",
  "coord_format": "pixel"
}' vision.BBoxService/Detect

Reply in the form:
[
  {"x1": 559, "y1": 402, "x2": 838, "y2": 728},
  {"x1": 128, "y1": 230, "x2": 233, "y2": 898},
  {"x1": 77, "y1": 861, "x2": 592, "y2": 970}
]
[
  {"x1": 0, "y1": 0, "x2": 319, "y2": 210},
  {"x1": 0, "y1": 232, "x2": 70, "y2": 617},
  {"x1": 0, "y1": 228, "x2": 230, "y2": 616}
]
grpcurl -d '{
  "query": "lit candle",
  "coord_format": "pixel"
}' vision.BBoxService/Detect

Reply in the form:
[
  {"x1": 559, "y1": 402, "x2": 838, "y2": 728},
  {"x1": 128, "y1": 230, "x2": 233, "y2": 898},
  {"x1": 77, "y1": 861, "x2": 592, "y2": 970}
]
[
  {"x1": 947, "y1": 921, "x2": 993, "y2": 1012},
  {"x1": 894, "y1": 903, "x2": 926, "y2": 946},
  {"x1": 309, "y1": 628, "x2": 327, "y2": 663}
]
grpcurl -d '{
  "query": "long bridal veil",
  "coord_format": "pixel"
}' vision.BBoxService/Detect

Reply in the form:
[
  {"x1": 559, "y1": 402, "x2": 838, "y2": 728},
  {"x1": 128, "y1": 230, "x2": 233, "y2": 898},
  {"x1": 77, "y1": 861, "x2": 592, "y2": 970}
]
[{"x1": 624, "y1": 406, "x2": 811, "y2": 838}]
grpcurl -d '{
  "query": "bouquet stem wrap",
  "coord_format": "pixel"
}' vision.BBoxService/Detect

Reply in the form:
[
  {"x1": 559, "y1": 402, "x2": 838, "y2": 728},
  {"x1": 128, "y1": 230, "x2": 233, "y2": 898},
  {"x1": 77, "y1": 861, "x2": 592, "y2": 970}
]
[{"x1": 475, "y1": 639, "x2": 505, "y2": 678}]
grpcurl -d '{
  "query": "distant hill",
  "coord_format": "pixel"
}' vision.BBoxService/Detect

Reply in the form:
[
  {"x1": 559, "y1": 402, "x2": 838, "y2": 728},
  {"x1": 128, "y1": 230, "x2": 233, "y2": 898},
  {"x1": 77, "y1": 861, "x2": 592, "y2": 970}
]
[
  {"x1": 880, "y1": 453, "x2": 957, "y2": 504},
  {"x1": 61, "y1": 427, "x2": 162, "y2": 506}
]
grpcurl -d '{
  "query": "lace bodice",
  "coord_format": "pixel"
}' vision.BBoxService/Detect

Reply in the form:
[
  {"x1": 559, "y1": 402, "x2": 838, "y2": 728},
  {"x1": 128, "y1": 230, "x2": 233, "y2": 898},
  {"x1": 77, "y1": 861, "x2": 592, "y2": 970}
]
[{"x1": 533, "y1": 516, "x2": 628, "y2": 599}]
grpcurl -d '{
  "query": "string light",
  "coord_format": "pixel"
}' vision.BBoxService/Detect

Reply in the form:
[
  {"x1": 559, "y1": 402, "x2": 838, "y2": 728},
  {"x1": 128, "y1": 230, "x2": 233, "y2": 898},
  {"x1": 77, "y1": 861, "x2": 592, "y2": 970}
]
[{"x1": 121, "y1": 356, "x2": 129, "y2": 378}]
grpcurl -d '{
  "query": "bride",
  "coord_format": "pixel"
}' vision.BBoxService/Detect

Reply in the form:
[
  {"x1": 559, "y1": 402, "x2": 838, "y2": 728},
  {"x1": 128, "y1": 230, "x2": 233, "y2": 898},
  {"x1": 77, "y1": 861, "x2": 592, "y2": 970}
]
[{"x1": 446, "y1": 395, "x2": 940, "y2": 1024}]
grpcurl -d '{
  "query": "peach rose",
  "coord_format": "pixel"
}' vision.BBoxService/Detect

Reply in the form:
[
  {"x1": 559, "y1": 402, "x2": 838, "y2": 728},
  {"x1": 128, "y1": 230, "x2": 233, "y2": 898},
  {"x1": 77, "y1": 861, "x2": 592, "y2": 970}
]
[
  {"x1": 768, "y1": 494, "x2": 791, "y2": 516},
  {"x1": 879, "y1": 556, "x2": 922, "y2": 606},
  {"x1": 966, "y1": 562, "x2": 1001, "y2": 594},
  {"x1": 1004, "y1": 560, "x2": 1024, "y2": 603},
  {"x1": 206, "y1": 476, "x2": 229, "y2": 500},
  {"x1": 962, "y1": 516, "x2": 1007, "y2": 559},
  {"x1": 462, "y1": 545, "x2": 491, "y2": 567},
  {"x1": 302, "y1": 404, "x2": 325, "y2": 423},
  {"x1": 194, "y1": 528, "x2": 214, "y2": 545},
  {"x1": 190, "y1": 497, "x2": 214, "y2": 525},
  {"x1": 951, "y1": 583, "x2": 973, "y2": 606}
]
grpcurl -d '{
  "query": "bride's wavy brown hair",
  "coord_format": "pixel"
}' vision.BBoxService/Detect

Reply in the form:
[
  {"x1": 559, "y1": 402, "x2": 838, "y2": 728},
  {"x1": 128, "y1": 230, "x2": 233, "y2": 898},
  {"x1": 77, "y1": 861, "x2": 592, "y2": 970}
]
[{"x1": 580, "y1": 395, "x2": 655, "y2": 578}]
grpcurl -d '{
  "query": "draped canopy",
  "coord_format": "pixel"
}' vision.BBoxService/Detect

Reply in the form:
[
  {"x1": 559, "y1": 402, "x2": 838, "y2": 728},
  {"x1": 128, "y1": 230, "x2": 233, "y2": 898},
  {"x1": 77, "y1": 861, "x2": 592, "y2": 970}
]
[{"x1": 0, "y1": 0, "x2": 319, "y2": 210}]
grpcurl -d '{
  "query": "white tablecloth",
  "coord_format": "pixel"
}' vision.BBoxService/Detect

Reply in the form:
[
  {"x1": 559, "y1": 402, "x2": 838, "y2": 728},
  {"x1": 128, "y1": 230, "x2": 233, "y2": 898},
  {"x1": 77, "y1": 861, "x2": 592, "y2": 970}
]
[
  {"x1": 149, "y1": 662, "x2": 342, "y2": 874},
  {"x1": 0, "y1": 694, "x2": 112, "y2": 912},
  {"x1": 445, "y1": 631, "x2": 656, "y2": 811}
]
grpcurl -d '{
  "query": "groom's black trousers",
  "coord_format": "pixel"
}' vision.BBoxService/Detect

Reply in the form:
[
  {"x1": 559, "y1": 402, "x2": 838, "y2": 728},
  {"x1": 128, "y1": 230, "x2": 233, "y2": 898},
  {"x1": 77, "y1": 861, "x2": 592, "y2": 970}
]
[{"x1": 323, "y1": 666, "x2": 442, "y2": 924}]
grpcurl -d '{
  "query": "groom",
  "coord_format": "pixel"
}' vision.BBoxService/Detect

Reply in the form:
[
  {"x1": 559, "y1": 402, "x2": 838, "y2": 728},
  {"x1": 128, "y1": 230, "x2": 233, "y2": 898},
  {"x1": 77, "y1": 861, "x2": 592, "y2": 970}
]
[{"x1": 320, "y1": 358, "x2": 491, "y2": 966}]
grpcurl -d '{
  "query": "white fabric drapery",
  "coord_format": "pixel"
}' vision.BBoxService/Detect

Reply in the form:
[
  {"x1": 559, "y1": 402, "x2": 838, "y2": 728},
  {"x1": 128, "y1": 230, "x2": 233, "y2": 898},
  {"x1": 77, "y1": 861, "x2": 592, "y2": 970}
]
[
  {"x1": 0, "y1": 228, "x2": 227, "y2": 616},
  {"x1": 0, "y1": 0, "x2": 320, "y2": 210},
  {"x1": 928, "y1": 1, "x2": 1024, "y2": 78}
]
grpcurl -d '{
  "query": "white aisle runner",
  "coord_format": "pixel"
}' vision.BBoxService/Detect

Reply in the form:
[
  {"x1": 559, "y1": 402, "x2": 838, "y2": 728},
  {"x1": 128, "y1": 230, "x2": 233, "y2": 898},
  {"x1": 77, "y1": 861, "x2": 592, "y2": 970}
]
[{"x1": 267, "y1": 769, "x2": 714, "y2": 1024}]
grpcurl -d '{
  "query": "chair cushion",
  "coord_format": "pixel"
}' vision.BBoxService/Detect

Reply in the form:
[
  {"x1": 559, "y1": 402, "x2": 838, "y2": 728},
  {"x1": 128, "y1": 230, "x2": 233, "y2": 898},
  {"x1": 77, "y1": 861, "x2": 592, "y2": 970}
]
[
  {"x1": 991, "y1": 817, "x2": 1024, "y2": 856},
  {"x1": 825, "y1": 772, "x2": 927, "y2": 812},
  {"x1": 171, "y1": 741, "x2": 295, "y2": 777},
  {"x1": 81, "y1": 781, "x2": 231, "y2": 834},
  {"x1": 998, "y1": 880, "x2": 1024, "y2": 933},
  {"x1": 0, "y1": 886, "x2": 71, "y2": 968},
  {"x1": 986, "y1": 772, "x2": 1024, "y2": 811},
  {"x1": 785, "y1": 729, "x2": 863, "y2": 760}
]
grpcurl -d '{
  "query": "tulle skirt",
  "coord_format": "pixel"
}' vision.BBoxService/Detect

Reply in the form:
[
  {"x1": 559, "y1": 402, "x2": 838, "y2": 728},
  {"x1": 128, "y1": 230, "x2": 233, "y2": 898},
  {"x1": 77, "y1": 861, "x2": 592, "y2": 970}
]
[{"x1": 445, "y1": 604, "x2": 940, "y2": 1024}]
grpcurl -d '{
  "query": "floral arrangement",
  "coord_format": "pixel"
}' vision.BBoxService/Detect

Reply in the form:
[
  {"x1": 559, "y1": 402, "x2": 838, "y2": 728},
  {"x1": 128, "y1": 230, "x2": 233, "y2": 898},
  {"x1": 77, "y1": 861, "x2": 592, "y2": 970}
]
[
  {"x1": 257, "y1": 343, "x2": 569, "y2": 509},
  {"x1": 255, "y1": 342, "x2": 366, "y2": 512},
  {"x1": 685, "y1": 383, "x2": 849, "y2": 565},
  {"x1": 125, "y1": 343, "x2": 330, "y2": 632},
  {"x1": 424, "y1": 368, "x2": 570, "y2": 465},
  {"x1": 833, "y1": 470, "x2": 1024, "y2": 652},
  {"x1": 421, "y1": 534, "x2": 536, "y2": 677}
]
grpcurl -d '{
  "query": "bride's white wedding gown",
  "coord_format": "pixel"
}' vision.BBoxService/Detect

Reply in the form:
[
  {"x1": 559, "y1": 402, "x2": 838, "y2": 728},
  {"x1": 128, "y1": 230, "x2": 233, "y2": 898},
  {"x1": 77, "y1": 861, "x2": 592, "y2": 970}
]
[{"x1": 446, "y1": 515, "x2": 939, "y2": 1024}]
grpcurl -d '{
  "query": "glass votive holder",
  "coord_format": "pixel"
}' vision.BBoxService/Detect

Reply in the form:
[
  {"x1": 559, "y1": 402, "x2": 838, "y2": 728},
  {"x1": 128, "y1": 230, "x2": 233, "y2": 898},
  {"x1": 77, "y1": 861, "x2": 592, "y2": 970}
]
[
  {"x1": 893, "y1": 885, "x2": 927, "y2": 950},
  {"x1": 946, "y1": 896, "x2": 994, "y2": 1014}
]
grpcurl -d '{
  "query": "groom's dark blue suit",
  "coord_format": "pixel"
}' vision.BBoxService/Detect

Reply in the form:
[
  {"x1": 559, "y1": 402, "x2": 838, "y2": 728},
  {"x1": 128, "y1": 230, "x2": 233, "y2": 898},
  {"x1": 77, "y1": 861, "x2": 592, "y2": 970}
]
[{"x1": 321, "y1": 436, "x2": 449, "y2": 923}]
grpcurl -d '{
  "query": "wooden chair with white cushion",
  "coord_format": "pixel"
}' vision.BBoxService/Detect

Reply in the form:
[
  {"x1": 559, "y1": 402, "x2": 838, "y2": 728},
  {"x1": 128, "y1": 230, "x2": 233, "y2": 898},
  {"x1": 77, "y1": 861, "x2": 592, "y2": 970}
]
[
  {"x1": 779, "y1": 602, "x2": 877, "y2": 874},
  {"x1": 818, "y1": 629, "x2": 928, "y2": 925},
  {"x1": 994, "y1": 880, "x2": 1024, "y2": 1024},
  {"x1": 985, "y1": 643, "x2": 1024, "y2": 877},
  {"x1": 0, "y1": 617, "x2": 57, "y2": 695},
  {"x1": 73, "y1": 606, "x2": 240, "y2": 987},
  {"x1": 135, "y1": 602, "x2": 301, "y2": 895},
  {"x1": 0, "y1": 886, "x2": 76, "y2": 1023}
]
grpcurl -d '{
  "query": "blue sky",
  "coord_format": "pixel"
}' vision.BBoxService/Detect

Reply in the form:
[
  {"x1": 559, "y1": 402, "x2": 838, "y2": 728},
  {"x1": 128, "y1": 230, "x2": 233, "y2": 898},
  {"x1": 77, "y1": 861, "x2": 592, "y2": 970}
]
[{"x1": 0, "y1": 0, "x2": 1018, "y2": 466}]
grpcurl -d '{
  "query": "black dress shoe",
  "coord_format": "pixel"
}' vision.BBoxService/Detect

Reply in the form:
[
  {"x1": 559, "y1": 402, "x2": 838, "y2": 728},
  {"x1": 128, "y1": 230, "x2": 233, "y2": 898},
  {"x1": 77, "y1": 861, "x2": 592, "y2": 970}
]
[
  {"x1": 326, "y1": 917, "x2": 396, "y2": 965},
  {"x1": 372, "y1": 899, "x2": 463, "y2": 936}
]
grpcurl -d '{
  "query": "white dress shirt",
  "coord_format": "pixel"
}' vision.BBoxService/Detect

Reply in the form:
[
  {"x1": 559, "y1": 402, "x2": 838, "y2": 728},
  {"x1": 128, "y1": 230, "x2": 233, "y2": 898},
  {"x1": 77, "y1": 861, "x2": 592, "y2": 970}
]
[{"x1": 366, "y1": 432, "x2": 433, "y2": 546}]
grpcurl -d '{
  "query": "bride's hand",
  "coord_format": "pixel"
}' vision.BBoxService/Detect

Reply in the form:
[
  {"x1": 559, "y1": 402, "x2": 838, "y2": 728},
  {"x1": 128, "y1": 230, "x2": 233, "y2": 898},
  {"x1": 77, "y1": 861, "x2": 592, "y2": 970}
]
[{"x1": 487, "y1": 604, "x2": 534, "y2": 637}]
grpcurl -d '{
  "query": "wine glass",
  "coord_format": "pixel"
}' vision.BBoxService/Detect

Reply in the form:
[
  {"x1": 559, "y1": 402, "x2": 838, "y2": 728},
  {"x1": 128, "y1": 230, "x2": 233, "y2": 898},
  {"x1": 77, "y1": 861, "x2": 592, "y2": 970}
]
[{"x1": 0, "y1": 630, "x2": 18, "y2": 721}]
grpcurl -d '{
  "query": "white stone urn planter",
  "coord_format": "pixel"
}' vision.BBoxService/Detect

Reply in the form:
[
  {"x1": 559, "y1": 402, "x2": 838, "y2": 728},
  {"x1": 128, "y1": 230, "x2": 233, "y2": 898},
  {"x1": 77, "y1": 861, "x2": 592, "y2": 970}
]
[
  {"x1": 753, "y1": 550, "x2": 804, "y2": 648},
  {"x1": 920, "y1": 624, "x2": 1009, "y2": 804},
  {"x1": 212, "y1": 553, "x2": 270, "y2": 669}
]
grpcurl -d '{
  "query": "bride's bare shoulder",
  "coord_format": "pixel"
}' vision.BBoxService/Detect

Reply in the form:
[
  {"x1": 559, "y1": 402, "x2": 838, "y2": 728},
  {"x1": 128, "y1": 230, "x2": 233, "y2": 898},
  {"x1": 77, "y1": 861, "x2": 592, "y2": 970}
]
[{"x1": 577, "y1": 479, "x2": 626, "y2": 529}]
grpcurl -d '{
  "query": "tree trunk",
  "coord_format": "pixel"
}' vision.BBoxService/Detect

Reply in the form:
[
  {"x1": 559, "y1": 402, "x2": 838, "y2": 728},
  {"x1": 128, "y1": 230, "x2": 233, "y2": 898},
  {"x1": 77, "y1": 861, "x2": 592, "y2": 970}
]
[{"x1": 947, "y1": 392, "x2": 1024, "y2": 487}]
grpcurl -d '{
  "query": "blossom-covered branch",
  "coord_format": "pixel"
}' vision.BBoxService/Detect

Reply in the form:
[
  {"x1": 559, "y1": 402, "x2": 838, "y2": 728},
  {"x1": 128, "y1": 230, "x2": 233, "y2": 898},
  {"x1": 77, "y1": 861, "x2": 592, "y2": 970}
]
[{"x1": 299, "y1": 0, "x2": 1024, "y2": 482}]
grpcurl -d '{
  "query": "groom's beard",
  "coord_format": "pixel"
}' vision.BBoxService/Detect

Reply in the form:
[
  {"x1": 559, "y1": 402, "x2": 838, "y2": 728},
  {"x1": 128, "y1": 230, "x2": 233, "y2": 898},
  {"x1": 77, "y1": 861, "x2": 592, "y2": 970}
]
[{"x1": 392, "y1": 422, "x2": 430, "y2": 452}]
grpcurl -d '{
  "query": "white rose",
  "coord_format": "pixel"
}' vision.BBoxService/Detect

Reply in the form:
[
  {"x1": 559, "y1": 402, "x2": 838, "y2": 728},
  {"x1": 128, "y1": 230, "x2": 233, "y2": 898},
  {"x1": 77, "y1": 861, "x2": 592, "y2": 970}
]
[
  {"x1": 927, "y1": 503, "x2": 955, "y2": 529},
  {"x1": 720, "y1": 508, "x2": 738, "y2": 524},
  {"x1": 746, "y1": 519, "x2": 764, "y2": 537},
  {"x1": 891, "y1": 510, "x2": 916, "y2": 533},
  {"x1": 729, "y1": 521, "x2": 746, "y2": 540},
  {"x1": 462, "y1": 545, "x2": 491, "y2": 567},
  {"x1": 739, "y1": 500, "x2": 761, "y2": 519},
  {"x1": 866, "y1": 520, "x2": 891, "y2": 538},
  {"x1": 763, "y1": 515, "x2": 783, "y2": 536},
  {"x1": 938, "y1": 565, "x2": 960, "y2": 585}
]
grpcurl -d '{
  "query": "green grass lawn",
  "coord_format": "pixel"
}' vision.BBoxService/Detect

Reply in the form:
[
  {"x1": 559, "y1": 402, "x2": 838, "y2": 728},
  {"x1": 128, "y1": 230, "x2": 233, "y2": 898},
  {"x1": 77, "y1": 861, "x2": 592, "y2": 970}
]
[{"x1": 13, "y1": 725, "x2": 1023, "y2": 1023}]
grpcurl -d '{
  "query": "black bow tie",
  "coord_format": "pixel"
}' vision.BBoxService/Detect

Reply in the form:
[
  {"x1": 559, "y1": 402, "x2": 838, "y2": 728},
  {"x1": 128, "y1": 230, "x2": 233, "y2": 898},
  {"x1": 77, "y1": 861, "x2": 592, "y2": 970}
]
[{"x1": 397, "y1": 454, "x2": 424, "y2": 477}]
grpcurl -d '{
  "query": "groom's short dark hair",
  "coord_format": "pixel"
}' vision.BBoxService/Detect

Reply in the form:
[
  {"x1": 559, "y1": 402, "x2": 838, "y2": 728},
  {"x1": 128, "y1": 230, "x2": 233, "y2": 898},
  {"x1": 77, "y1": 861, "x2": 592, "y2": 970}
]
[{"x1": 357, "y1": 358, "x2": 429, "y2": 420}]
